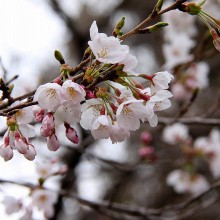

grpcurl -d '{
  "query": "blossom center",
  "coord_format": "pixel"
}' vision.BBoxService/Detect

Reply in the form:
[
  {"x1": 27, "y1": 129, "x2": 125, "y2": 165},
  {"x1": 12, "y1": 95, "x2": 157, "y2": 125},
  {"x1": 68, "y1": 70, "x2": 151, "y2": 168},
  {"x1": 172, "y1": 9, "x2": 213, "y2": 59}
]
[
  {"x1": 123, "y1": 106, "x2": 133, "y2": 118},
  {"x1": 67, "y1": 87, "x2": 77, "y2": 99},
  {"x1": 39, "y1": 194, "x2": 47, "y2": 203},
  {"x1": 97, "y1": 46, "x2": 110, "y2": 59},
  {"x1": 46, "y1": 88, "x2": 57, "y2": 99}
]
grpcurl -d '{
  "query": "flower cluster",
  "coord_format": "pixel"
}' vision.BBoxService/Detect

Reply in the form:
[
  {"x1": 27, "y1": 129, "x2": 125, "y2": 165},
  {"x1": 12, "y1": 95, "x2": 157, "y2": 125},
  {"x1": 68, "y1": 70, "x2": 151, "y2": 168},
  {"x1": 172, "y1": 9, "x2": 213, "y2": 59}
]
[
  {"x1": 2, "y1": 158, "x2": 67, "y2": 219},
  {"x1": 34, "y1": 80, "x2": 84, "y2": 151},
  {"x1": 33, "y1": 21, "x2": 173, "y2": 147},
  {"x1": 162, "y1": 1, "x2": 210, "y2": 101},
  {"x1": 163, "y1": 123, "x2": 220, "y2": 195},
  {"x1": 0, "y1": 107, "x2": 36, "y2": 161}
]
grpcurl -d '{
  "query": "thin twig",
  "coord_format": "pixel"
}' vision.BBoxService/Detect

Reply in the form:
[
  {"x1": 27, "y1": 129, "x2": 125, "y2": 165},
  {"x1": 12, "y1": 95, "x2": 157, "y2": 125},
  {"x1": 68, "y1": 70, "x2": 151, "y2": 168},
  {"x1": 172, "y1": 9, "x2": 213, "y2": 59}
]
[
  {"x1": 120, "y1": 0, "x2": 187, "y2": 40},
  {"x1": 158, "y1": 116, "x2": 220, "y2": 126}
]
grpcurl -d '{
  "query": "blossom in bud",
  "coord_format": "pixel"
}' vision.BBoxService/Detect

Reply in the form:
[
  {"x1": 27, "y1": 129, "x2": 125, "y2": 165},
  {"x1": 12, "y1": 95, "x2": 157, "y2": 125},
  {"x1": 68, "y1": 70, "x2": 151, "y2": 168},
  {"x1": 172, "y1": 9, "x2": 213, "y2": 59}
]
[
  {"x1": 140, "y1": 131, "x2": 152, "y2": 144},
  {"x1": 210, "y1": 28, "x2": 220, "y2": 52},
  {"x1": 54, "y1": 50, "x2": 65, "y2": 64},
  {"x1": 53, "y1": 76, "x2": 63, "y2": 85},
  {"x1": 113, "y1": 16, "x2": 125, "y2": 37},
  {"x1": 139, "y1": 146, "x2": 154, "y2": 158},
  {"x1": 116, "y1": 99, "x2": 147, "y2": 131},
  {"x1": 64, "y1": 123, "x2": 79, "y2": 144},
  {"x1": 34, "y1": 83, "x2": 61, "y2": 111},
  {"x1": 47, "y1": 134, "x2": 60, "y2": 151},
  {"x1": 88, "y1": 21, "x2": 129, "y2": 64},
  {"x1": 40, "y1": 113, "x2": 55, "y2": 137},
  {"x1": 151, "y1": 71, "x2": 174, "y2": 93},
  {"x1": 24, "y1": 144, "x2": 36, "y2": 161},
  {"x1": 32, "y1": 189, "x2": 57, "y2": 218},
  {"x1": 60, "y1": 80, "x2": 86, "y2": 105},
  {"x1": 33, "y1": 106, "x2": 46, "y2": 123},
  {"x1": 0, "y1": 136, "x2": 13, "y2": 161},
  {"x1": 86, "y1": 90, "x2": 96, "y2": 99},
  {"x1": 14, "y1": 137, "x2": 29, "y2": 154}
]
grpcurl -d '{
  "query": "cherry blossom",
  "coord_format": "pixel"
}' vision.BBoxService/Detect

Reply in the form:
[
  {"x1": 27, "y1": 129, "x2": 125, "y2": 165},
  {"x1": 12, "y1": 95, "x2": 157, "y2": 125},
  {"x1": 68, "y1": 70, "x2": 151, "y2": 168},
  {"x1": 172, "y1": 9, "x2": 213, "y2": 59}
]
[
  {"x1": 166, "y1": 169, "x2": 209, "y2": 196},
  {"x1": 2, "y1": 196, "x2": 22, "y2": 215},
  {"x1": 34, "y1": 83, "x2": 61, "y2": 111},
  {"x1": 120, "y1": 53, "x2": 138, "y2": 74},
  {"x1": 88, "y1": 21, "x2": 129, "y2": 64},
  {"x1": 59, "y1": 80, "x2": 86, "y2": 105},
  {"x1": 110, "y1": 121, "x2": 130, "y2": 143},
  {"x1": 116, "y1": 99, "x2": 147, "y2": 131},
  {"x1": 163, "y1": 33, "x2": 195, "y2": 69},
  {"x1": 194, "y1": 129, "x2": 220, "y2": 178},
  {"x1": 91, "y1": 115, "x2": 112, "y2": 139},
  {"x1": 15, "y1": 106, "x2": 34, "y2": 124},
  {"x1": 151, "y1": 71, "x2": 174, "y2": 93},
  {"x1": 162, "y1": 123, "x2": 190, "y2": 145},
  {"x1": 55, "y1": 102, "x2": 81, "y2": 125},
  {"x1": 35, "y1": 160, "x2": 55, "y2": 179},
  {"x1": 144, "y1": 88, "x2": 173, "y2": 127},
  {"x1": 32, "y1": 189, "x2": 58, "y2": 218},
  {"x1": 80, "y1": 98, "x2": 104, "y2": 130}
]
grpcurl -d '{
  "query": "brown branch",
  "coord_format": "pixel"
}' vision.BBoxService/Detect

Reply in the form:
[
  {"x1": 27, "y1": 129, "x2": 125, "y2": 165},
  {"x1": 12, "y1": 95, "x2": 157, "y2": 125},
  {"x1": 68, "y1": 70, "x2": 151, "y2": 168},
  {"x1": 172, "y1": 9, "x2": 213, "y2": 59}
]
[
  {"x1": 158, "y1": 117, "x2": 220, "y2": 126},
  {"x1": 0, "y1": 57, "x2": 8, "y2": 81},
  {"x1": 172, "y1": 88, "x2": 199, "y2": 124},
  {"x1": 119, "y1": 0, "x2": 188, "y2": 40},
  {"x1": 0, "y1": 101, "x2": 38, "y2": 116},
  {"x1": 1, "y1": 177, "x2": 220, "y2": 220}
]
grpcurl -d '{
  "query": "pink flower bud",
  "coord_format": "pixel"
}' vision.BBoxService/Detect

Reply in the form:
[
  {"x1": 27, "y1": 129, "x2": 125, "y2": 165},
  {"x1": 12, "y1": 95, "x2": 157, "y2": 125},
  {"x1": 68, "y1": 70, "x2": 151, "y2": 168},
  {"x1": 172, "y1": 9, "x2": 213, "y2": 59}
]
[
  {"x1": 53, "y1": 76, "x2": 63, "y2": 85},
  {"x1": 0, "y1": 143, "x2": 13, "y2": 161},
  {"x1": 14, "y1": 138, "x2": 29, "y2": 154},
  {"x1": 24, "y1": 145, "x2": 37, "y2": 161},
  {"x1": 140, "y1": 131, "x2": 152, "y2": 144},
  {"x1": 64, "y1": 123, "x2": 79, "y2": 144},
  {"x1": 47, "y1": 134, "x2": 60, "y2": 151},
  {"x1": 34, "y1": 108, "x2": 46, "y2": 123},
  {"x1": 40, "y1": 113, "x2": 55, "y2": 137},
  {"x1": 86, "y1": 90, "x2": 96, "y2": 99},
  {"x1": 139, "y1": 146, "x2": 154, "y2": 158}
]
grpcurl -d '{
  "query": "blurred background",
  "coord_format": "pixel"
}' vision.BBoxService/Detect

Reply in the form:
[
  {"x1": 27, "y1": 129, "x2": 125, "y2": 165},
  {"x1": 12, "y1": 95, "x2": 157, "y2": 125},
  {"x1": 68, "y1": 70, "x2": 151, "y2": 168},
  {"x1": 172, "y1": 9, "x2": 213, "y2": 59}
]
[{"x1": 1, "y1": 0, "x2": 220, "y2": 219}]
